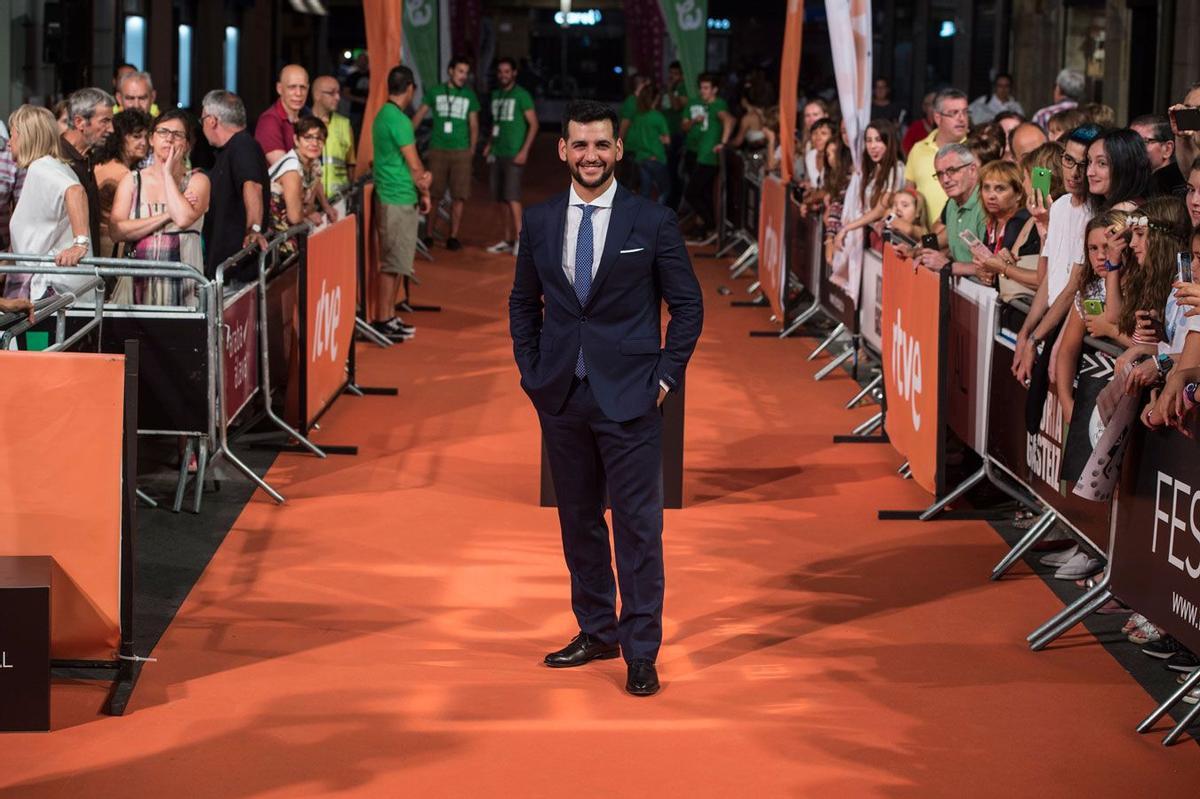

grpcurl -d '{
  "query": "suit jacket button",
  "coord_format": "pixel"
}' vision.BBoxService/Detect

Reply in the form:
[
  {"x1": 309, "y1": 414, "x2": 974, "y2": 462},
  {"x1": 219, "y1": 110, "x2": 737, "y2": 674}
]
[{"x1": 580, "y1": 316, "x2": 587, "y2": 323}]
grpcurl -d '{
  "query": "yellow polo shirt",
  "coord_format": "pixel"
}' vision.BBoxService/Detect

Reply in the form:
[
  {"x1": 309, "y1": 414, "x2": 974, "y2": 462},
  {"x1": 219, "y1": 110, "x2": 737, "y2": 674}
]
[
  {"x1": 113, "y1": 102, "x2": 160, "y2": 118},
  {"x1": 904, "y1": 128, "x2": 965, "y2": 226}
]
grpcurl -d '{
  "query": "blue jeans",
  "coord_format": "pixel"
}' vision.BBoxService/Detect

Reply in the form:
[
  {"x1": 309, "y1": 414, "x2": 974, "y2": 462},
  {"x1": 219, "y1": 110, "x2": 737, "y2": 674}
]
[{"x1": 638, "y1": 158, "x2": 671, "y2": 204}]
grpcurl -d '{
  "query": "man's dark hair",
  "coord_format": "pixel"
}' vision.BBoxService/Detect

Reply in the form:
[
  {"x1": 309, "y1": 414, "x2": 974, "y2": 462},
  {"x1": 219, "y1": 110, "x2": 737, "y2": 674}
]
[
  {"x1": 448, "y1": 54, "x2": 471, "y2": 71},
  {"x1": 669, "y1": 60, "x2": 682, "y2": 71},
  {"x1": 1064, "y1": 123, "x2": 1102, "y2": 148},
  {"x1": 994, "y1": 72, "x2": 1014, "y2": 85},
  {"x1": 561, "y1": 100, "x2": 619, "y2": 139},
  {"x1": 698, "y1": 72, "x2": 720, "y2": 89},
  {"x1": 387, "y1": 65, "x2": 415, "y2": 96},
  {"x1": 1130, "y1": 114, "x2": 1173, "y2": 144},
  {"x1": 113, "y1": 62, "x2": 136, "y2": 78},
  {"x1": 993, "y1": 110, "x2": 1024, "y2": 125},
  {"x1": 496, "y1": 56, "x2": 517, "y2": 72}
]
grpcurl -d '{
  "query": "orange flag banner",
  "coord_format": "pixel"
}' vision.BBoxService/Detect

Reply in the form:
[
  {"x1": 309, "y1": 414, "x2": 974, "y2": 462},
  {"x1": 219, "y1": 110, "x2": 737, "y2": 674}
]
[
  {"x1": 778, "y1": 0, "x2": 804, "y2": 183},
  {"x1": 356, "y1": 0, "x2": 405, "y2": 173}
]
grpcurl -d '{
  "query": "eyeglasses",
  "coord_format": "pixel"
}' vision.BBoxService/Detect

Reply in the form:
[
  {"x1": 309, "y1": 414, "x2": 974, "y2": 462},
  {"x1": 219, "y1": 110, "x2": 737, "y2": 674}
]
[
  {"x1": 154, "y1": 128, "x2": 187, "y2": 141},
  {"x1": 1061, "y1": 153, "x2": 1090, "y2": 171},
  {"x1": 1142, "y1": 137, "x2": 1169, "y2": 145},
  {"x1": 933, "y1": 163, "x2": 971, "y2": 181},
  {"x1": 937, "y1": 108, "x2": 969, "y2": 119},
  {"x1": 298, "y1": 134, "x2": 326, "y2": 144}
]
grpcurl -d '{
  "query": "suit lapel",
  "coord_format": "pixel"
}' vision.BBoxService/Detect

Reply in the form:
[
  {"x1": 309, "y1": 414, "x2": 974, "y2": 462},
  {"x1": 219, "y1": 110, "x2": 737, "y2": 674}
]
[
  {"x1": 585, "y1": 186, "x2": 635, "y2": 309},
  {"x1": 545, "y1": 192, "x2": 578, "y2": 305}
]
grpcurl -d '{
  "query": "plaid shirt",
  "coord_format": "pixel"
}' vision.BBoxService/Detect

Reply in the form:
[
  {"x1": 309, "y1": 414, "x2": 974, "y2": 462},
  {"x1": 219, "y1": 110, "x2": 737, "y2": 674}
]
[
  {"x1": 0, "y1": 140, "x2": 19, "y2": 251},
  {"x1": 1032, "y1": 99, "x2": 1078, "y2": 132}
]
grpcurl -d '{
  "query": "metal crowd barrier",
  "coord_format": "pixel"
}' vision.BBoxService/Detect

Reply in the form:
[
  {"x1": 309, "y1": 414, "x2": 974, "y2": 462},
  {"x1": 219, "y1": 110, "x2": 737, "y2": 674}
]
[{"x1": 0, "y1": 275, "x2": 104, "y2": 351}]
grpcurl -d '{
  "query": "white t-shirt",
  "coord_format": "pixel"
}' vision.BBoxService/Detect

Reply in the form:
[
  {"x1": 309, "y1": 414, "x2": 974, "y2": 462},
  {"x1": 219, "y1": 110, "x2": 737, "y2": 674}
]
[
  {"x1": 1040, "y1": 193, "x2": 1092, "y2": 305},
  {"x1": 10, "y1": 156, "x2": 92, "y2": 300}
]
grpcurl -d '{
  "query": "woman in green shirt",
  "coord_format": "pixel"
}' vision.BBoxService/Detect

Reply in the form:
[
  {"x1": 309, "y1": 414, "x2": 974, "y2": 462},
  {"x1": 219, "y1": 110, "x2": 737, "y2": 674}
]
[{"x1": 626, "y1": 83, "x2": 671, "y2": 203}]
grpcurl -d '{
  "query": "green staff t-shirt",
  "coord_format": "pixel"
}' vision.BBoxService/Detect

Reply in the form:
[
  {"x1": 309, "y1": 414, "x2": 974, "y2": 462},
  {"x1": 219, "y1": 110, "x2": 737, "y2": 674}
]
[
  {"x1": 696, "y1": 98, "x2": 729, "y2": 166},
  {"x1": 372, "y1": 102, "x2": 417, "y2": 205},
  {"x1": 662, "y1": 83, "x2": 686, "y2": 135},
  {"x1": 683, "y1": 98, "x2": 707, "y2": 153},
  {"x1": 627, "y1": 109, "x2": 669, "y2": 163},
  {"x1": 620, "y1": 94, "x2": 638, "y2": 122},
  {"x1": 426, "y1": 82, "x2": 480, "y2": 151},
  {"x1": 490, "y1": 85, "x2": 535, "y2": 158}
]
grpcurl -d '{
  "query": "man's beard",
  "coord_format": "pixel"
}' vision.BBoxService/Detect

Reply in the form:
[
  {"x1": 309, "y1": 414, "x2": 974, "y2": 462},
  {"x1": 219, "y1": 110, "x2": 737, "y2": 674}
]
[{"x1": 569, "y1": 160, "x2": 615, "y2": 189}]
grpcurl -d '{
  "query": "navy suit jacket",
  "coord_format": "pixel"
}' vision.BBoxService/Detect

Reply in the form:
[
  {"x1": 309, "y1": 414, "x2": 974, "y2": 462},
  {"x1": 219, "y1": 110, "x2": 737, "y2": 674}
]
[{"x1": 509, "y1": 184, "x2": 703, "y2": 423}]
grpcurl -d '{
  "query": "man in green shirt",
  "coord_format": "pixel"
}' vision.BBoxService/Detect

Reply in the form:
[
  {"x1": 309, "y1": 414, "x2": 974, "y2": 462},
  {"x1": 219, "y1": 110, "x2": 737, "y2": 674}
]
[
  {"x1": 625, "y1": 84, "x2": 671, "y2": 202},
  {"x1": 482, "y1": 57, "x2": 538, "y2": 255},
  {"x1": 373, "y1": 66, "x2": 433, "y2": 340},
  {"x1": 312, "y1": 75, "x2": 357, "y2": 198},
  {"x1": 413, "y1": 55, "x2": 480, "y2": 251},
  {"x1": 681, "y1": 72, "x2": 733, "y2": 244},
  {"x1": 913, "y1": 143, "x2": 985, "y2": 277}
]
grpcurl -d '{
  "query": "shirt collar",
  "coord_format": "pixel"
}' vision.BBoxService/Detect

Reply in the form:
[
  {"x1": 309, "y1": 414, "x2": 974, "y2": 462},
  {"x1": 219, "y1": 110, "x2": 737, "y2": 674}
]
[
  {"x1": 569, "y1": 179, "x2": 619, "y2": 209},
  {"x1": 956, "y1": 185, "x2": 981, "y2": 212}
]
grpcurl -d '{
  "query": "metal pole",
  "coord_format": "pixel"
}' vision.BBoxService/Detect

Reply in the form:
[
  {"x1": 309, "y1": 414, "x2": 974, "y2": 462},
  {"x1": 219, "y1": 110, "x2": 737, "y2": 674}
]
[
  {"x1": 990, "y1": 509, "x2": 1055, "y2": 580},
  {"x1": 809, "y1": 322, "x2": 846, "y2": 360}
]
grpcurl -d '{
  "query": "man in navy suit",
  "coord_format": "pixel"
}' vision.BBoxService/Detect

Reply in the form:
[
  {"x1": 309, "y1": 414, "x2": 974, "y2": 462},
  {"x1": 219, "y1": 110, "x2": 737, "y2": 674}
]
[{"x1": 508, "y1": 100, "x2": 703, "y2": 696}]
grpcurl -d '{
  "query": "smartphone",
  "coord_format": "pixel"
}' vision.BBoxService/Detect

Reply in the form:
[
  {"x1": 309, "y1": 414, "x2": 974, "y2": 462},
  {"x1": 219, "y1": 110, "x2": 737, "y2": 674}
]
[
  {"x1": 921, "y1": 233, "x2": 940, "y2": 250},
  {"x1": 958, "y1": 228, "x2": 993, "y2": 262},
  {"x1": 888, "y1": 229, "x2": 917, "y2": 248},
  {"x1": 1082, "y1": 298, "x2": 1105, "y2": 316},
  {"x1": 1178, "y1": 252, "x2": 1194, "y2": 283},
  {"x1": 1172, "y1": 106, "x2": 1200, "y2": 133},
  {"x1": 1031, "y1": 166, "x2": 1052, "y2": 201}
]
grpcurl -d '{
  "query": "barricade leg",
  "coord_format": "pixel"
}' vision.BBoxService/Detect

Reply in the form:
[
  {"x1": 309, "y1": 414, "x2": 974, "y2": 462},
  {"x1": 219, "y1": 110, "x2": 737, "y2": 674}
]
[
  {"x1": 729, "y1": 244, "x2": 759, "y2": 279},
  {"x1": 715, "y1": 234, "x2": 745, "y2": 259},
  {"x1": 991, "y1": 509, "x2": 1055, "y2": 579},
  {"x1": 172, "y1": 437, "x2": 196, "y2": 513},
  {"x1": 136, "y1": 489, "x2": 158, "y2": 508},
  {"x1": 190, "y1": 437, "x2": 209, "y2": 515},
  {"x1": 852, "y1": 410, "x2": 883, "y2": 436},
  {"x1": 1028, "y1": 574, "x2": 1112, "y2": 651},
  {"x1": 846, "y1": 373, "x2": 882, "y2": 409},
  {"x1": 356, "y1": 317, "x2": 393, "y2": 347},
  {"x1": 779, "y1": 299, "x2": 823, "y2": 338},
  {"x1": 808, "y1": 323, "x2": 846, "y2": 361},
  {"x1": 1137, "y1": 669, "x2": 1200, "y2": 735},
  {"x1": 814, "y1": 345, "x2": 854, "y2": 380},
  {"x1": 1162, "y1": 697, "x2": 1200, "y2": 746},
  {"x1": 897, "y1": 460, "x2": 910, "y2": 475},
  {"x1": 918, "y1": 465, "x2": 986, "y2": 521},
  {"x1": 747, "y1": 280, "x2": 760, "y2": 294}
]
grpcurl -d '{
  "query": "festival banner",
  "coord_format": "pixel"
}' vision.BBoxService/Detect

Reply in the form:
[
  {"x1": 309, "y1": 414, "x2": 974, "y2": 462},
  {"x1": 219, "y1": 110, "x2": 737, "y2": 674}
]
[
  {"x1": 305, "y1": 215, "x2": 358, "y2": 426},
  {"x1": 357, "y1": 0, "x2": 405, "y2": 173},
  {"x1": 825, "y1": 0, "x2": 873, "y2": 303},
  {"x1": 0, "y1": 352, "x2": 124, "y2": 659},
  {"x1": 403, "y1": 0, "x2": 439, "y2": 110},
  {"x1": 946, "y1": 277, "x2": 996, "y2": 455},
  {"x1": 658, "y1": 0, "x2": 707, "y2": 98},
  {"x1": 778, "y1": 0, "x2": 804, "y2": 183},
  {"x1": 858, "y1": 247, "x2": 884, "y2": 353},
  {"x1": 758, "y1": 175, "x2": 788, "y2": 322},
  {"x1": 881, "y1": 244, "x2": 942, "y2": 494},
  {"x1": 222, "y1": 284, "x2": 259, "y2": 424}
]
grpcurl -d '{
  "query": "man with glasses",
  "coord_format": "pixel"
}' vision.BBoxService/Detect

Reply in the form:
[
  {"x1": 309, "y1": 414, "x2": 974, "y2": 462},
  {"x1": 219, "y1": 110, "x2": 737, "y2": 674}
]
[
  {"x1": 1012, "y1": 124, "x2": 1102, "y2": 384},
  {"x1": 1132, "y1": 114, "x2": 1187, "y2": 199},
  {"x1": 905, "y1": 88, "x2": 970, "y2": 226},
  {"x1": 311, "y1": 75, "x2": 356, "y2": 199},
  {"x1": 913, "y1": 143, "x2": 983, "y2": 277}
]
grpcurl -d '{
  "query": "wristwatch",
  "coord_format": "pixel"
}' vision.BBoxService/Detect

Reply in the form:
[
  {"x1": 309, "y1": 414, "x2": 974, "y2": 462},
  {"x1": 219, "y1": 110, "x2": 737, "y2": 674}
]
[
  {"x1": 72, "y1": 235, "x2": 90, "y2": 248},
  {"x1": 247, "y1": 223, "x2": 262, "y2": 234},
  {"x1": 1156, "y1": 353, "x2": 1175, "y2": 377},
  {"x1": 1104, "y1": 259, "x2": 1121, "y2": 272},
  {"x1": 1185, "y1": 381, "x2": 1199, "y2": 407}
]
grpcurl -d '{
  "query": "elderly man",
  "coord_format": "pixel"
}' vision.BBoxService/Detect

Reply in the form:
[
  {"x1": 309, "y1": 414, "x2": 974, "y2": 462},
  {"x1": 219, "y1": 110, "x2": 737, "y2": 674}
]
[
  {"x1": 969, "y1": 73, "x2": 1024, "y2": 124},
  {"x1": 256, "y1": 64, "x2": 311, "y2": 166},
  {"x1": 201, "y1": 90, "x2": 270, "y2": 276},
  {"x1": 905, "y1": 88, "x2": 970, "y2": 226},
  {"x1": 311, "y1": 75, "x2": 356, "y2": 198},
  {"x1": 913, "y1": 143, "x2": 983, "y2": 278},
  {"x1": 1009, "y1": 122, "x2": 1048, "y2": 161},
  {"x1": 61, "y1": 87, "x2": 115, "y2": 249},
  {"x1": 115, "y1": 71, "x2": 159, "y2": 117},
  {"x1": 1131, "y1": 114, "x2": 1186, "y2": 198},
  {"x1": 1032, "y1": 68, "x2": 1084, "y2": 132}
]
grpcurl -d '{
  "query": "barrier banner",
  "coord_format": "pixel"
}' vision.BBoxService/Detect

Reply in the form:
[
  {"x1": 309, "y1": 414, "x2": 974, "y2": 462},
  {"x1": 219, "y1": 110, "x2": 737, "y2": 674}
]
[
  {"x1": 778, "y1": 0, "x2": 804, "y2": 183},
  {"x1": 881, "y1": 244, "x2": 945, "y2": 495},
  {"x1": 946, "y1": 278, "x2": 996, "y2": 455},
  {"x1": 758, "y1": 175, "x2": 788, "y2": 322},
  {"x1": 987, "y1": 319, "x2": 1112, "y2": 551},
  {"x1": 222, "y1": 284, "x2": 259, "y2": 424},
  {"x1": 357, "y1": 0, "x2": 405, "y2": 175},
  {"x1": 304, "y1": 215, "x2": 358, "y2": 427},
  {"x1": 1111, "y1": 424, "x2": 1200, "y2": 656},
  {"x1": 859, "y1": 247, "x2": 883, "y2": 354},
  {"x1": 0, "y1": 352, "x2": 124, "y2": 659},
  {"x1": 820, "y1": 247, "x2": 859, "y2": 329}
]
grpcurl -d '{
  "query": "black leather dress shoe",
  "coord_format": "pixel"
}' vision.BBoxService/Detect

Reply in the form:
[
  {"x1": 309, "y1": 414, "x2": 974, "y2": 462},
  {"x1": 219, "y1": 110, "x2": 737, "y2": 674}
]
[
  {"x1": 625, "y1": 658, "x2": 660, "y2": 696},
  {"x1": 544, "y1": 632, "x2": 620, "y2": 668}
]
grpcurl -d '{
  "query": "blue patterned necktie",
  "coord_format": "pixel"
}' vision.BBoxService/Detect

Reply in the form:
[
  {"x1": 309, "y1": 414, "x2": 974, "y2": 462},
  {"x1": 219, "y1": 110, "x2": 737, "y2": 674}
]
[{"x1": 573, "y1": 204, "x2": 595, "y2": 378}]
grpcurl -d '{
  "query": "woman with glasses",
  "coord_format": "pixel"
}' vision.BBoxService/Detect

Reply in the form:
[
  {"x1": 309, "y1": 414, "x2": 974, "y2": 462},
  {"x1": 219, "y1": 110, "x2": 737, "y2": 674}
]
[
  {"x1": 268, "y1": 116, "x2": 338, "y2": 250},
  {"x1": 109, "y1": 109, "x2": 210, "y2": 306}
]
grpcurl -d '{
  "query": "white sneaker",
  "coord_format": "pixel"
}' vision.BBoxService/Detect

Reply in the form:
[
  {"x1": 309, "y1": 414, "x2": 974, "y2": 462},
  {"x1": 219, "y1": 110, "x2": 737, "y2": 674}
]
[
  {"x1": 1040, "y1": 544, "x2": 1079, "y2": 568},
  {"x1": 486, "y1": 240, "x2": 512, "y2": 254},
  {"x1": 1053, "y1": 549, "x2": 1103, "y2": 580}
]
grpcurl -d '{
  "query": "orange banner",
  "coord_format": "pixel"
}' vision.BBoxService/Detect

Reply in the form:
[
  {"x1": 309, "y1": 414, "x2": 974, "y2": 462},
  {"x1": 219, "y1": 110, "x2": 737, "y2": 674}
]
[
  {"x1": 356, "y1": 0, "x2": 405, "y2": 173},
  {"x1": 306, "y1": 215, "x2": 359, "y2": 425},
  {"x1": 0, "y1": 352, "x2": 125, "y2": 659},
  {"x1": 881, "y1": 244, "x2": 942, "y2": 494},
  {"x1": 779, "y1": 0, "x2": 804, "y2": 183},
  {"x1": 758, "y1": 175, "x2": 788, "y2": 321}
]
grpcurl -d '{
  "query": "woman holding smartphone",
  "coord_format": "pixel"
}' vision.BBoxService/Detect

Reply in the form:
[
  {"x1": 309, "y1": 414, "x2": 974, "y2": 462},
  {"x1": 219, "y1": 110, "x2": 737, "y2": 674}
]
[{"x1": 972, "y1": 160, "x2": 1042, "y2": 291}]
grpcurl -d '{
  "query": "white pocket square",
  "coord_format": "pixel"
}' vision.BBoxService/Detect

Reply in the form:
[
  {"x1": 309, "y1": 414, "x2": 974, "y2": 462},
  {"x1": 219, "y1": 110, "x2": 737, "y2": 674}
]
[{"x1": 620, "y1": 247, "x2": 645, "y2": 254}]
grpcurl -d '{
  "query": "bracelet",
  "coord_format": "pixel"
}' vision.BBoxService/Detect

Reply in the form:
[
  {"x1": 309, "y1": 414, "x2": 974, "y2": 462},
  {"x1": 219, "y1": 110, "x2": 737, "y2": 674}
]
[
  {"x1": 1185, "y1": 382, "x2": 1198, "y2": 407},
  {"x1": 1104, "y1": 259, "x2": 1121, "y2": 272}
]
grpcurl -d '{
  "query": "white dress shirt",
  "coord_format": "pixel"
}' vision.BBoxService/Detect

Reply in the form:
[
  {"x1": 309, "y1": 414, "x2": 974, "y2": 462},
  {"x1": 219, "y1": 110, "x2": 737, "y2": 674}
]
[{"x1": 562, "y1": 178, "x2": 618, "y2": 287}]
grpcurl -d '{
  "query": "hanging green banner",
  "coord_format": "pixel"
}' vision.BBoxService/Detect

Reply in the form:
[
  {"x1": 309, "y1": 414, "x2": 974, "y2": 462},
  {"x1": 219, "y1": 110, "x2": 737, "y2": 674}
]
[
  {"x1": 404, "y1": 0, "x2": 440, "y2": 106},
  {"x1": 658, "y1": 0, "x2": 707, "y2": 96}
]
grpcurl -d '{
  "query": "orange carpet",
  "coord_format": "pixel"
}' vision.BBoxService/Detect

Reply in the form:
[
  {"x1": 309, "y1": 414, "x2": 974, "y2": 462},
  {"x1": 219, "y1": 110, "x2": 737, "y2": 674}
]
[{"x1": 3, "y1": 161, "x2": 1199, "y2": 796}]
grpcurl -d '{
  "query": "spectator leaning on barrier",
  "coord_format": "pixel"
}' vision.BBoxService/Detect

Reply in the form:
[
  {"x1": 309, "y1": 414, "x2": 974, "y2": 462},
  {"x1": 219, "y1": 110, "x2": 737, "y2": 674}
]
[
  {"x1": 1154, "y1": 223, "x2": 1200, "y2": 429},
  {"x1": 1032, "y1": 68, "x2": 1085, "y2": 132},
  {"x1": 115, "y1": 71, "x2": 159, "y2": 118},
  {"x1": 905, "y1": 88, "x2": 969, "y2": 227},
  {"x1": 372, "y1": 65, "x2": 432, "y2": 341},
  {"x1": 1087, "y1": 127, "x2": 1151, "y2": 213},
  {"x1": 1012, "y1": 124, "x2": 1101, "y2": 385},
  {"x1": 833, "y1": 119, "x2": 904, "y2": 253},
  {"x1": 413, "y1": 55, "x2": 481, "y2": 251},
  {"x1": 682, "y1": 72, "x2": 733, "y2": 246},
  {"x1": 4, "y1": 105, "x2": 90, "y2": 301},
  {"x1": 267, "y1": 116, "x2": 336, "y2": 253},
  {"x1": 913, "y1": 142, "x2": 982, "y2": 277},
  {"x1": 61, "y1": 87, "x2": 114, "y2": 251},
  {"x1": 972, "y1": 159, "x2": 1042, "y2": 293},
  {"x1": 968, "y1": 73, "x2": 1024, "y2": 124},
  {"x1": 820, "y1": 135, "x2": 854, "y2": 259},
  {"x1": 200, "y1": 90, "x2": 270, "y2": 276},
  {"x1": 92, "y1": 109, "x2": 151, "y2": 262},
  {"x1": 483, "y1": 56, "x2": 538, "y2": 255},
  {"x1": 1130, "y1": 114, "x2": 1187, "y2": 200},
  {"x1": 1009, "y1": 122, "x2": 1048, "y2": 163},
  {"x1": 625, "y1": 82, "x2": 672, "y2": 205},
  {"x1": 110, "y1": 110, "x2": 211, "y2": 306},
  {"x1": 257, "y1": 64, "x2": 311, "y2": 167},
  {"x1": 311, "y1": 75, "x2": 356, "y2": 199}
]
